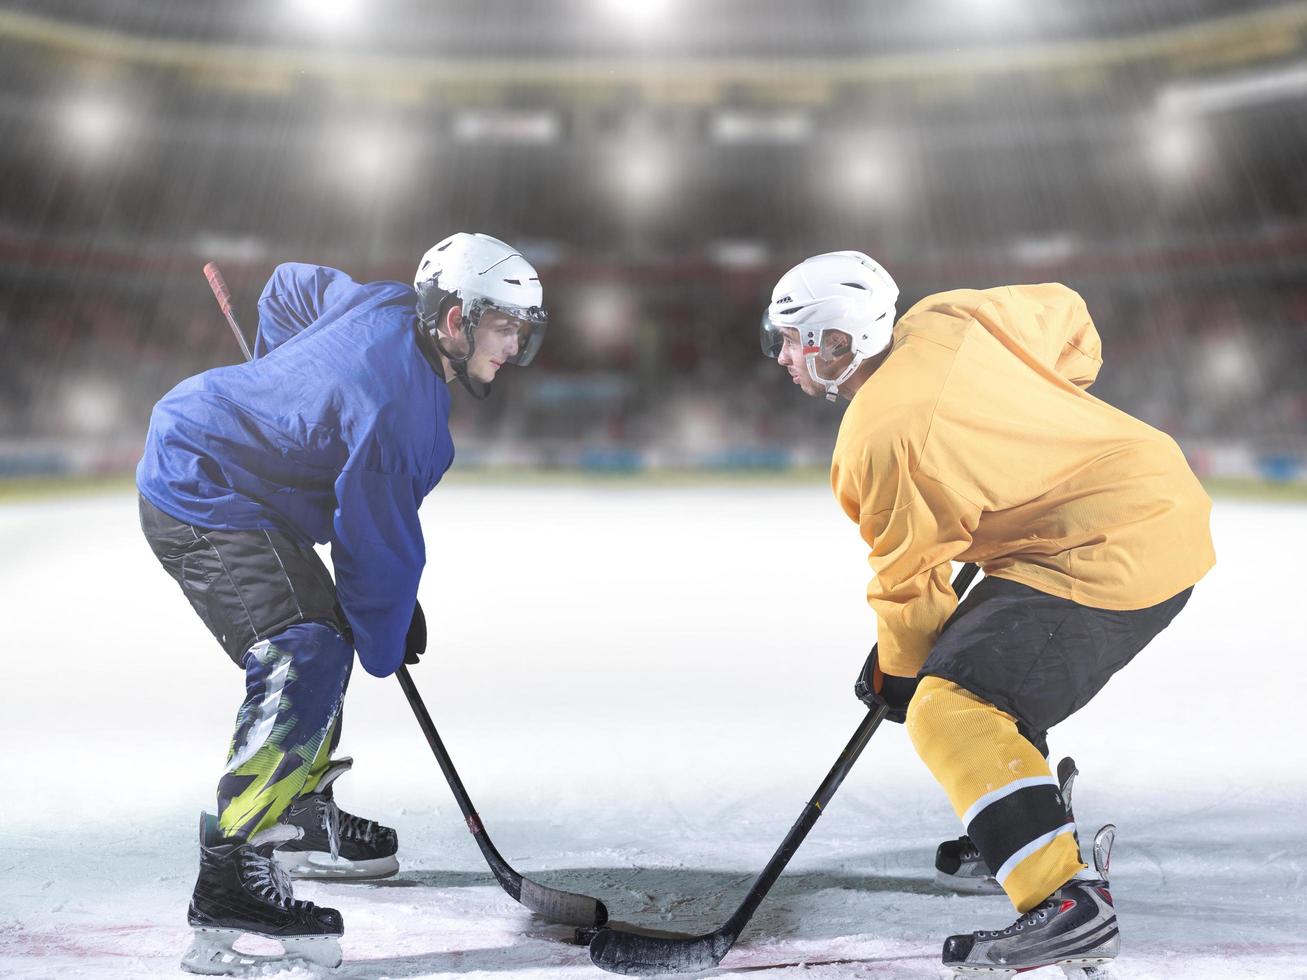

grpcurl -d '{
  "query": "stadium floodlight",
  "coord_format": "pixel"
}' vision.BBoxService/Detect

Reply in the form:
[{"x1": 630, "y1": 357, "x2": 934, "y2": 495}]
[
  {"x1": 827, "y1": 136, "x2": 908, "y2": 213},
  {"x1": 59, "y1": 93, "x2": 125, "y2": 159},
  {"x1": 1146, "y1": 115, "x2": 1208, "y2": 183},
  {"x1": 63, "y1": 376, "x2": 124, "y2": 437},
  {"x1": 617, "y1": 154, "x2": 664, "y2": 199},
  {"x1": 287, "y1": 0, "x2": 363, "y2": 35},
  {"x1": 601, "y1": 0, "x2": 677, "y2": 32},
  {"x1": 323, "y1": 123, "x2": 411, "y2": 196},
  {"x1": 1202, "y1": 336, "x2": 1259, "y2": 395},
  {"x1": 610, "y1": 137, "x2": 673, "y2": 211},
  {"x1": 575, "y1": 285, "x2": 634, "y2": 351},
  {"x1": 348, "y1": 139, "x2": 388, "y2": 184}
]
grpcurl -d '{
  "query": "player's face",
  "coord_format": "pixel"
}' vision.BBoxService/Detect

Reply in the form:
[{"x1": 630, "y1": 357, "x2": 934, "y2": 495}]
[
  {"x1": 773, "y1": 327, "x2": 828, "y2": 398},
  {"x1": 466, "y1": 309, "x2": 526, "y2": 384}
]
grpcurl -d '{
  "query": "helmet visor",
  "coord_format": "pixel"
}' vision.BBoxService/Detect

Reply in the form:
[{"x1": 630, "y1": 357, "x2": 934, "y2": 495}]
[
  {"x1": 465, "y1": 294, "x2": 548, "y2": 367},
  {"x1": 760, "y1": 311, "x2": 787, "y2": 358}
]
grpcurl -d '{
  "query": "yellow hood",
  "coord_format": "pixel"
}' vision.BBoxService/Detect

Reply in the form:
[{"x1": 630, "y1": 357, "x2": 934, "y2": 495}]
[{"x1": 898, "y1": 283, "x2": 1103, "y2": 390}]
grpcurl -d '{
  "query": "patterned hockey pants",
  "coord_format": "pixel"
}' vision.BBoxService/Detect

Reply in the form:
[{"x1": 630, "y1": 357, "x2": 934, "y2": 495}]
[{"x1": 217, "y1": 622, "x2": 354, "y2": 839}]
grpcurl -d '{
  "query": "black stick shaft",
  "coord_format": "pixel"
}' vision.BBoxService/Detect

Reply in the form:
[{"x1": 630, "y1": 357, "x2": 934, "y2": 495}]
[
  {"x1": 720, "y1": 702, "x2": 888, "y2": 937},
  {"x1": 393, "y1": 603, "x2": 607, "y2": 925},
  {"x1": 721, "y1": 560, "x2": 978, "y2": 937},
  {"x1": 395, "y1": 665, "x2": 494, "y2": 836}
]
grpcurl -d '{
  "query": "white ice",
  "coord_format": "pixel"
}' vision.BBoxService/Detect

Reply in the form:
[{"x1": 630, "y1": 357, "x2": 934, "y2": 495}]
[{"x1": 2, "y1": 483, "x2": 1304, "y2": 979}]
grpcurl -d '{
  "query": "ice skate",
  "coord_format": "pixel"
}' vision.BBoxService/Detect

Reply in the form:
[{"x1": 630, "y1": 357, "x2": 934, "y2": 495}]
[
  {"x1": 935, "y1": 756, "x2": 1080, "y2": 895},
  {"x1": 275, "y1": 758, "x2": 399, "y2": 880},
  {"x1": 182, "y1": 813, "x2": 344, "y2": 975},
  {"x1": 942, "y1": 825, "x2": 1117, "y2": 979},
  {"x1": 934, "y1": 833, "x2": 1004, "y2": 894}
]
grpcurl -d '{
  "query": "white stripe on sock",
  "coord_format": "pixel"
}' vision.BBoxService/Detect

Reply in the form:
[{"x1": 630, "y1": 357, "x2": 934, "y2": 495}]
[
  {"x1": 996, "y1": 822, "x2": 1077, "y2": 886},
  {"x1": 962, "y1": 775, "x2": 1059, "y2": 828}
]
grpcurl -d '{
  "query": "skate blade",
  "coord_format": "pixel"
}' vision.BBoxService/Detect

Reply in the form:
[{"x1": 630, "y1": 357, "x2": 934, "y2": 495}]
[
  {"x1": 949, "y1": 959, "x2": 1112, "y2": 980},
  {"x1": 276, "y1": 849, "x2": 399, "y2": 881},
  {"x1": 181, "y1": 927, "x2": 342, "y2": 975},
  {"x1": 1061, "y1": 958, "x2": 1114, "y2": 979},
  {"x1": 934, "y1": 869, "x2": 1005, "y2": 895}
]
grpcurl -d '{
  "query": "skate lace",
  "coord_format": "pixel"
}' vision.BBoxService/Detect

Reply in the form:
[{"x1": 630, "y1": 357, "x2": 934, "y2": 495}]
[
  {"x1": 978, "y1": 897, "x2": 1058, "y2": 939},
  {"x1": 319, "y1": 797, "x2": 379, "y2": 861},
  {"x1": 242, "y1": 849, "x2": 309, "y2": 911}
]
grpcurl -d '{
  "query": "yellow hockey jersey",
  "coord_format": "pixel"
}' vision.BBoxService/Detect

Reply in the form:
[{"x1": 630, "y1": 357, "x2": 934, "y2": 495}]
[{"x1": 831, "y1": 284, "x2": 1215, "y2": 678}]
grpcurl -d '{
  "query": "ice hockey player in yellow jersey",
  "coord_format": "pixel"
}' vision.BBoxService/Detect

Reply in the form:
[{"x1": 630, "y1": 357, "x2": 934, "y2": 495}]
[{"x1": 760, "y1": 251, "x2": 1213, "y2": 978}]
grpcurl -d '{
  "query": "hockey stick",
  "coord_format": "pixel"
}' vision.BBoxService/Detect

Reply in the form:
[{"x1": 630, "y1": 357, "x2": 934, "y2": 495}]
[
  {"x1": 203, "y1": 262, "x2": 253, "y2": 362},
  {"x1": 587, "y1": 561, "x2": 981, "y2": 975},
  {"x1": 202, "y1": 261, "x2": 608, "y2": 928},
  {"x1": 395, "y1": 665, "x2": 608, "y2": 925}
]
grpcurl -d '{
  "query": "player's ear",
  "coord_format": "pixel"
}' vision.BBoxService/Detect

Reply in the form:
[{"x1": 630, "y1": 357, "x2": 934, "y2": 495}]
[{"x1": 440, "y1": 303, "x2": 463, "y2": 339}]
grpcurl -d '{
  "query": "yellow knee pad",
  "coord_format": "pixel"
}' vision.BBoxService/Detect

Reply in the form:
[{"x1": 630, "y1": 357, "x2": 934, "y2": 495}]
[{"x1": 907, "y1": 676, "x2": 1084, "y2": 911}]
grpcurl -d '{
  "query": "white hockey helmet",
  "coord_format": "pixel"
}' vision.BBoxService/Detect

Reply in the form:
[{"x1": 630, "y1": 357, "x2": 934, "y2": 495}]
[
  {"x1": 762, "y1": 250, "x2": 898, "y2": 400},
  {"x1": 414, "y1": 232, "x2": 547, "y2": 368}
]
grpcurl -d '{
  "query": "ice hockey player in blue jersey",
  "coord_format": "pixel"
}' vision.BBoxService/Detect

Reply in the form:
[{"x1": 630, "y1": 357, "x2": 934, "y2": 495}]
[{"x1": 136, "y1": 233, "x2": 548, "y2": 974}]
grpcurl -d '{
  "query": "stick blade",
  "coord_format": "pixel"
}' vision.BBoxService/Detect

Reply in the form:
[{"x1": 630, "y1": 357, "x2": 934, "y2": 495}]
[
  {"x1": 589, "y1": 926, "x2": 730, "y2": 976},
  {"x1": 519, "y1": 877, "x2": 608, "y2": 927}
]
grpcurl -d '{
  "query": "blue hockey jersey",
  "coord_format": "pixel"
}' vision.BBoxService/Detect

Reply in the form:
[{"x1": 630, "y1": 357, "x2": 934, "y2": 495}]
[{"x1": 137, "y1": 263, "x2": 454, "y2": 677}]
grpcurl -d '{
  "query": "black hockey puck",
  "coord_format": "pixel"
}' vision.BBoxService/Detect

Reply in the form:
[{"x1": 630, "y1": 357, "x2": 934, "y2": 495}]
[{"x1": 573, "y1": 926, "x2": 601, "y2": 946}]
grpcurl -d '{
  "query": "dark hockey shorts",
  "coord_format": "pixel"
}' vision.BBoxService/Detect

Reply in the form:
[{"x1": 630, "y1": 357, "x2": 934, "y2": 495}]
[
  {"x1": 920, "y1": 575, "x2": 1192, "y2": 753},
  {"x1": 139, "y1": 494, "x2": 350, "y2": 664}
]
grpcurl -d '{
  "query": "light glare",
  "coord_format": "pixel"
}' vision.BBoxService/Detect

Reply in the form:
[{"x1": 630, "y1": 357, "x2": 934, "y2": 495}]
[
  {"x1": 611, "y1": 140, "x2": 673, "y2": 209},
  {"x1": 287, "y1": 0, "x2": 363, "y2": 34},
  {"x1": 60, "y1": 95, "x2": 123, "y2": 157},
  {"x1": 575, "y1": 285, "x2": 634, "y2": 350},
  {"x1": 827, "y1": 137, "x2": 908, "y2": 212},
  {"x1": 603, "y1": 0, "x2": 677, "y2": 31},
  {"x1": 1147, "y1": 116, "x2": 1208, "y2": 182},
  {"x1": 325, "y1": 124, "x2": 410, "y2": 196}
]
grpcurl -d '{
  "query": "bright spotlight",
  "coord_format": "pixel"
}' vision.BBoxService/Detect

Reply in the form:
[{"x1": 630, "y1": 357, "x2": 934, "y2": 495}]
[
  {"x1": 62, "y1": 376, "x2": 124, "y2": 437},
  {"x1": 827, "y1": 138, "x2": 908, "y2": 212},
  {"x1": 575, "y1": 285, "x2": 635, "y2": 351},
  {"x1": 325, "y1": 124, "x2": 409, "y2": 196},
  {"x1": 1147, "y1": 116, "x2": 1209, "y2": 183},
  {"x1": 602, "y1": 0, "x2": 677, "y2": 32},
  {"x1": 611, "y1": 140, "x2": 673, "y2": 210},
  {"x1": 286, "y1": 0, "x2": 363, "y2": 35},
  {"x1": 618, "y1": 155, "x2": 664, "y2": 199},
  {"x1": 348, "y1": 138, "x2": 389, "y2": 184},
  {"x1": 60, "y1": 94, "x2": 124, "y2": 158},
  {"x1": 1202, "y1": 336, "x2": 1259, "y2": 395},
  {"x1": 842, "y1": 154, "x2": 887, "y2": 194}
]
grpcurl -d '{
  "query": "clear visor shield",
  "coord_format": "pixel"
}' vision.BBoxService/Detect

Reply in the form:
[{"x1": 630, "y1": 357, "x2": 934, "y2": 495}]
[
  {"x1": 760, "y1": 313, "x2": 857, "y2": 386},
  {"x1": 464, "y1": 294, "x2": 548, "y2": 367}
]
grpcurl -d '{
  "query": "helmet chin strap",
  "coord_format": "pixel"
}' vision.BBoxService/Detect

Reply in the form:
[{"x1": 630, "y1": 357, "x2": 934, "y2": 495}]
[
  {"x1": 441, "y1": 347, "x2": 491, "y2": 400},
  {"x1": 417, "y1": 307, "x2": 491, "y2": 400},
  {"x1": 806, "y1": 351, "x2": 864, "y2": 402}
]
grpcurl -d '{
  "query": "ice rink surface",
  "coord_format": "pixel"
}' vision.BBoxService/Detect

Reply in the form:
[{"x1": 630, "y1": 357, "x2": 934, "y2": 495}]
[{"x1": 2, "y1": 482, "x2": 1304, "y2": 979}]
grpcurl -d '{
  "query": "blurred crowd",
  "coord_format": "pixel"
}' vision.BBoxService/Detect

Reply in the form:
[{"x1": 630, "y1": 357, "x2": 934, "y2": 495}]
[{"x1": 1, "y1": 263, "x2": 1301, "y2": 478}]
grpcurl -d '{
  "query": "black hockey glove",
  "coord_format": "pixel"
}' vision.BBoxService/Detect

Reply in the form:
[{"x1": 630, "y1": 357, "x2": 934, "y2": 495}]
[
  {"x1": 403, "y1": 600, "x2": 427, "y2": 665},
  {"x1": 853, "y1": 648, "x2": 918, "y2": 724}
]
